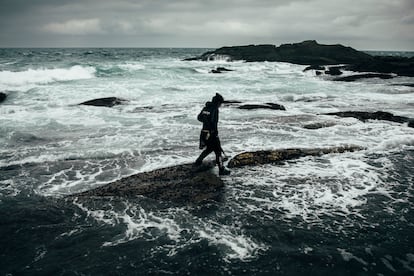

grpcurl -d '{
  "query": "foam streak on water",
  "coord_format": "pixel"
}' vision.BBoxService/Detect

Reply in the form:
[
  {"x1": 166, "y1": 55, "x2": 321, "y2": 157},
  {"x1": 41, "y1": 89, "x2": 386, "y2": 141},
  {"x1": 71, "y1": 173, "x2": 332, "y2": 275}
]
[{"x1": 1, "y1": 48, "x2": 413, "y2": 275}]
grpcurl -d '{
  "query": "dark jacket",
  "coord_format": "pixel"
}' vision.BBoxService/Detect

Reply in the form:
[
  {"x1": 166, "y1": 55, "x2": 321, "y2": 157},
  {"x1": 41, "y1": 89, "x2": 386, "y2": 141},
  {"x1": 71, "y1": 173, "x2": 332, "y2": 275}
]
[{"x1": 198, "y1": 101, "x2": 219, "y2": 134}]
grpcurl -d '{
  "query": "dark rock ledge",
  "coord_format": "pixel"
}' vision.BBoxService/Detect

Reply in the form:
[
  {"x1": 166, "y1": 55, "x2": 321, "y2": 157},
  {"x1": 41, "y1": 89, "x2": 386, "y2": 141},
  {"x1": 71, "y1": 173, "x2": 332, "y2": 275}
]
[
  {"x1": 71, "y1": 146, "x2": 366, "y2": 203},
  {"x1": 70, "y1": 161, "x2": 224, "y2": 204},
  {"x1": 79, "y1": 97, "x2": 128, "y2": 107},
  {"x1": 238, "y1": 103, "x2": 286, "y2": 111},
  {"x1": 324, "y1": 111, "x2": 412, "y2": 125},
  {"x1": 0, "y1": 92, "x2": 7, "y2": 103},
  {"x1": 228, "y1": 145, "x2": 364, "y2": 168}
]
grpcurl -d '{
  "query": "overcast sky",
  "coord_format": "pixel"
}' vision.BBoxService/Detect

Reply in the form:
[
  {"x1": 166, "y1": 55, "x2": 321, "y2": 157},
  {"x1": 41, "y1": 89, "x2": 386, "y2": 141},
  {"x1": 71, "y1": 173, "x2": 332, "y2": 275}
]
[{"x1": 1, "y1": 0, "x2": 413, "y2": 50}]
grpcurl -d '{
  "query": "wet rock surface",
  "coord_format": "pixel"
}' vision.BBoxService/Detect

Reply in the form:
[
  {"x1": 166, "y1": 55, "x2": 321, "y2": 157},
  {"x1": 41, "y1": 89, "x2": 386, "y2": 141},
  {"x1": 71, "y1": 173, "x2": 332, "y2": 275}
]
[
  {"x1": 228, "y1": 145, "x2": 364, "y2": 168},
  {"x1": 71, "y1": 161, "x2": 224, "y2": 204},
  {"x1": 238, "y1": 103, "x2": 286, "y2": 111},
  {"x1": 324, "y1": 111, "x2": 411, "y2": 124},
  {"x1": 333, "y1": 73, "x2": 394, "y2": 82},
  {"x1": 0, "y1": 92, "x2": 7, "y2": 103},
  {"x1": 79, "y1": 97, "x2": 128, "y2": 107}
]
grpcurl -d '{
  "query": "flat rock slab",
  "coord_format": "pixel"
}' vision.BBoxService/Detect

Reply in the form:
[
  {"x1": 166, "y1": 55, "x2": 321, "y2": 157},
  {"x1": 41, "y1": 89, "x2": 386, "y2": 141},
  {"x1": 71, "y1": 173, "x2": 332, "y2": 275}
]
[
  {"x1": 228, "y1": 145, "x2": 364, "y2": 168},
  {"x1": 238, "y1": 103, "x2": 286, "y2": 111},
  {"x1": 79, "y1": 97, "x2": 128, "y2": 107},
  {"x1": 324, "y1": 111, "x2": 410, "y2": 124},
  {"x1": 333, "y1": 73, "x2": 394, "y2": 82},
  {"x1": 71, "y1": 161, "x2": 224, "y2": 204}
]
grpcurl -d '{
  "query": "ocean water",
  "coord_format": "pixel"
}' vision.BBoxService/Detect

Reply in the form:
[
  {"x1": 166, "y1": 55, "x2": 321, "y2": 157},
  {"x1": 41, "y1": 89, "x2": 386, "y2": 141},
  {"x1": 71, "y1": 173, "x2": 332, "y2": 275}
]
[{"x1": 0, "y1": 48, "x2": 413, "y2": 275}]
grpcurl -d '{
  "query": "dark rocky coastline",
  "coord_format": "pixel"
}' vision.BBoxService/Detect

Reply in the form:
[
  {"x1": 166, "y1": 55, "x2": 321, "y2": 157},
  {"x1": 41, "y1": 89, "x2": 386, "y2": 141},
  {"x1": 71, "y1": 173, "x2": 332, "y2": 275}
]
[
  {"x1": 71, "y1": 145, "x2": 367, "y2": 203},
  {"x1": 186, "y1": 40, "x2": 414, "y2": 77}
]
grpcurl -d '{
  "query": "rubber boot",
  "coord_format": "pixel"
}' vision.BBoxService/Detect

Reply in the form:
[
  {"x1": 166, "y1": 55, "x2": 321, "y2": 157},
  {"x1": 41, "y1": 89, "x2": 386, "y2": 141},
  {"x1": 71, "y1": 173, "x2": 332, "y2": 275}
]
[{"x1": 219, "y1": 166, "x2": 231, "y2": 175}]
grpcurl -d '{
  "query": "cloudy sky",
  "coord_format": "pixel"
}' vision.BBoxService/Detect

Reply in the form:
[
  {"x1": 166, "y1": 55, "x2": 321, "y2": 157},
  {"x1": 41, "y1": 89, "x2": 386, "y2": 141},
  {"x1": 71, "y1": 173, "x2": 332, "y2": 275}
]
[{"x1": 1, "y1": 0, "x2": 413, "y2": 50}]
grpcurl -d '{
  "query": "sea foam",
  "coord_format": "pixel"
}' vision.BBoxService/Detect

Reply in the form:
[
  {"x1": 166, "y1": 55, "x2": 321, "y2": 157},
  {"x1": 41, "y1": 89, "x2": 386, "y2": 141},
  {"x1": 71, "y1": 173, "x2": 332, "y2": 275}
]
[{"x1": 0, "y1": 65, "x2": 96, "y2": 90}]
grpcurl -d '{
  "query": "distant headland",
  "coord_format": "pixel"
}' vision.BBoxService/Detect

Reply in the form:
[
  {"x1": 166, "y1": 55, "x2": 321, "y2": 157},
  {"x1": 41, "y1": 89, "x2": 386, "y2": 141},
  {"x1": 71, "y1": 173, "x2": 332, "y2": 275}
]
[{"x1": 185, "y1": 40, "x2": 414, "y2": 77}]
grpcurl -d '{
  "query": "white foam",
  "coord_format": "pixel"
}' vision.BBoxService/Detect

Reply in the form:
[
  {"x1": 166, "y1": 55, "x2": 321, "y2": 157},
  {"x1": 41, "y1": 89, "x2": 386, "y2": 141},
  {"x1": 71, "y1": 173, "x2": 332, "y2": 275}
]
[
  {"x1": 0, "y1": 65, "x2": 96, "y2": 89},
  {"x1": 72, "y1": 198, "x2": 266, "y2": 262},
  {"x1": 118, "y1": 63, "x2": 146, "y2": 71},
  {"x1": 338, "y1": 248, "x2": 368, "y2": 266}
]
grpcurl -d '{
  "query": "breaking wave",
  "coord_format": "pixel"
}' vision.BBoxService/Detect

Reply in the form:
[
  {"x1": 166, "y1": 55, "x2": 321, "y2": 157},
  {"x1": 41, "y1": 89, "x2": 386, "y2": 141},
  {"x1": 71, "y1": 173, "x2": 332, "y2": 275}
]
[{"x1": 0, "y1": 65, "x2": 96, "y2": 88}]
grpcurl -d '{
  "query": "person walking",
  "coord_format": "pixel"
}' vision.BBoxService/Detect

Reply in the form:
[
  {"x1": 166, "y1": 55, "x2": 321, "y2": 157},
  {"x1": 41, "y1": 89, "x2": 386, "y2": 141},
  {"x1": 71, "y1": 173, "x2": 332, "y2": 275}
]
[{"x1": 194, "y1": 93, "x2": 230, "y2": 175}]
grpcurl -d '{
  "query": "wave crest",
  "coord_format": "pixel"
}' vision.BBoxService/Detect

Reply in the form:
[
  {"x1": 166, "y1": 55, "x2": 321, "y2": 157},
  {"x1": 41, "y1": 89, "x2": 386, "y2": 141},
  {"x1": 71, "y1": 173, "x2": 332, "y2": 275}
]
[{"x1": 0, "y1": 65, "x2": 96, "y2": 87}]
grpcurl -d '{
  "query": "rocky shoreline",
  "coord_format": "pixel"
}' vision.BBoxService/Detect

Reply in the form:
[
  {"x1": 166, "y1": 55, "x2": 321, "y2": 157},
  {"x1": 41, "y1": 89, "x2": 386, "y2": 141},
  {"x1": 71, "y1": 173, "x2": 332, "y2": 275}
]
[
  {"x1": 185, "y1": 40, "x2": 414, "y2": 78},
  {"x1": 71, "y1": 145, "x2": 365, "y2": 204}
]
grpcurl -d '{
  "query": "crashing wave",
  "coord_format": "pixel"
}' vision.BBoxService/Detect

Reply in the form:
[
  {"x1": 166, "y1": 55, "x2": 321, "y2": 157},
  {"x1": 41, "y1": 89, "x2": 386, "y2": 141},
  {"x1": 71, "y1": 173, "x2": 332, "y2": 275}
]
[
  {"x1": 0, "y1": 65, "x2": 96, "y2": 88},
  {"x1": 206, "y1": 53, "x2": 233, "y2": 62}
]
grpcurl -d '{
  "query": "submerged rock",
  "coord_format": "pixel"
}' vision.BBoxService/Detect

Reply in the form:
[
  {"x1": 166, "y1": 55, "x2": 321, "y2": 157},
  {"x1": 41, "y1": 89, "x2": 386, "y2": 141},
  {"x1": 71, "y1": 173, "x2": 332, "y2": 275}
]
[
  {"x1": 79, "y1": 97, "x2": 128, "y2": 107},
  {"x1": 324, "y1": 111, "x2": 410, "y2": 124},
  {"x1": 210, "y1": 67, "x2": 234, "y2": 73},
  {"x1": 0, "y1": 92, "x2": 7, "y2": 103},
  {"x1": 71, "y1": 161, "x2": 224, "y2": 204},
  {"x1": 228, "y1": 145, "x2": 364, "y2": 168},
  {"x1": 303, "y1": 121, "x2": 337, "y2": 129},
  {"x1": 238, "y1": 103, "x2": 286, "y2": 111},
  {"x1": 325, "y1": 67, "x2": 343, "y2": 76},
  {"x1": 333, "y1": 73, "x2": 394, "y2": 82}
]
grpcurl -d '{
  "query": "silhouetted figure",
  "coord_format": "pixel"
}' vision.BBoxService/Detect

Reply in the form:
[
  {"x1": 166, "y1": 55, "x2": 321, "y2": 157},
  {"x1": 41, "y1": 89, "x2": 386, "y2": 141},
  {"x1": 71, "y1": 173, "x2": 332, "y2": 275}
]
[{"x1": 195, "y1": 93, "x2": 230, "y2": 175}]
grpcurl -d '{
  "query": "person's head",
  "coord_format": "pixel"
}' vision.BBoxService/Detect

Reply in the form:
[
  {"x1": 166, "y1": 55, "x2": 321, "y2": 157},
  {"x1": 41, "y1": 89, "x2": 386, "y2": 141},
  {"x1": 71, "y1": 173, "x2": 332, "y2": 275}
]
[{"x1": 212, "y1": 93, "x2": 224, "y2": 107}]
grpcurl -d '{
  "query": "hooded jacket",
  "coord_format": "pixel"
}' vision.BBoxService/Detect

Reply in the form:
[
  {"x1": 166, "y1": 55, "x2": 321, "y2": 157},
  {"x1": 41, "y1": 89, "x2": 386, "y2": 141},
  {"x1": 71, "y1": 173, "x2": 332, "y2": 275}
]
[{"x1": 198, "y1": 101, "x2": 219, "y2": 134}]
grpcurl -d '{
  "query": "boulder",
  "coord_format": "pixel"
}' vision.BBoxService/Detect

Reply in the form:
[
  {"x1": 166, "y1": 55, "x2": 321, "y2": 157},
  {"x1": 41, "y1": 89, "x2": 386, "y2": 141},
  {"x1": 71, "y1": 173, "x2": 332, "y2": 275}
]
[
  {"x1": 71, "y1": 161, "x2": 224, "y2": 204},
  {"x1": 333, "y1": 73, "x2": 394, "y2": 82},
  {"x1": 408, "y1": 120, "x2": 414, "y2": 128},
  {"x1": 325, "y1": 67, "x2": 343, "y2": 76},
  {"x1": 228, "y1": 145, "x2": 364, "y2": 168},
  {"x1": 238, "y1": 103, "x2": 286, "y2": 111},
  {"x1": 0, "y1": 92, "x2": 7, "y2": 103},
  {"x1": 324, "y1": 111, "x2": 410, "y2": 124},
  {"x1": 210, "y1": 67, "x2": 233, "y2": 73},
  {"x1": 79, "y1": 97, "x2": 127, "y2": 107},
  {"x1": 303, "y1": 65, "x2": 325, "y2": 72},
  {"x1": 303, "y1": 122, "x2": 337, "y2": 129}
]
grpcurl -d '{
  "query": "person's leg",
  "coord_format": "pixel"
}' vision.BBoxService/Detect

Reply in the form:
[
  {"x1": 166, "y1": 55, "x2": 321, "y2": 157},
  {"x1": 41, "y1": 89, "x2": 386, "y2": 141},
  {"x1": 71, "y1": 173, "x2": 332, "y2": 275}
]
[
  {"x1": 195, "y1": 146, "x2": 213, "y2": 165},
  {"x1": 212, "y1": 137, "x2": 230, "y2": 175}
]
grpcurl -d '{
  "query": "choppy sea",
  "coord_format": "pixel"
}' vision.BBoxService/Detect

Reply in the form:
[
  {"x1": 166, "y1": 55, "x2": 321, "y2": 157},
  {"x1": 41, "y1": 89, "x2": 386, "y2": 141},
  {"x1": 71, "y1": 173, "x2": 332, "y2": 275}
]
[{"x1": 0, "y1": 48, "x2": 413, "y2": 275}]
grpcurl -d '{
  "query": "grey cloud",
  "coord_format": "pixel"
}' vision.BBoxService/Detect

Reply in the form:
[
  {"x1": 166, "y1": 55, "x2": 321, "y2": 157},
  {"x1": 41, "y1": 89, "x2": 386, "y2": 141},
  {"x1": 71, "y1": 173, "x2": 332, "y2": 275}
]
[{"x1": 0, "y1": 0, "x2": 413, "y2": 50}]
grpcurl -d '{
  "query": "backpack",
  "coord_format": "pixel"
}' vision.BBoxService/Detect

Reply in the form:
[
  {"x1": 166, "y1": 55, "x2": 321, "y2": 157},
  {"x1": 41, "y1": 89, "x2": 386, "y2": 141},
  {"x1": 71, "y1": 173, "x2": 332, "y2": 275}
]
[{"x1": 197, "y1": 106, "x2": 212, "y2": 124}]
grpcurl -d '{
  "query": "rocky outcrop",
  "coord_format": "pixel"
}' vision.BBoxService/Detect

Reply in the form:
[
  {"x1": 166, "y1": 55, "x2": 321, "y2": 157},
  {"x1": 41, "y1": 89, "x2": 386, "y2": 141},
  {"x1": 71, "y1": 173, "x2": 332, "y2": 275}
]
[
  {"x1": 186, "y1": 40, "x2": 414, "y2": 77},
  {"x1": 79, "y1": 97, "x2": 127, "y2": 107},
  {"x1": 333, "y1": 73, "x2": 394, "y2": 82},
  {"x1": 325, "y1": 67, "x2": 343, "y2": 76},
  {"x1": 303, "y1": 122, "x2": 337, "y2": 129},
  {"x1": 346, "y1": 56, "x2": 414, "y2": 77},
  {"x1": 186, "y1": 40, "x2": 373, "y2": 65},
  {"x1": 71, "y1": 162, "x2": 224, "y2": 204},
  {"x1": 0, "y1": 92, "x2": 7, "y2": 103},
  {"x1": 210, "y1": 67, "x2": 234, "y2": 73},
  {"x1": 228, "y1": 145, "x2": 364, "y2": 168},
  {"x1": 238, "y1": 103, "x2": 286, "y2": 111},
  {"x1": 324, "y1": 111, "x2": 411, "y2": 125}
]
